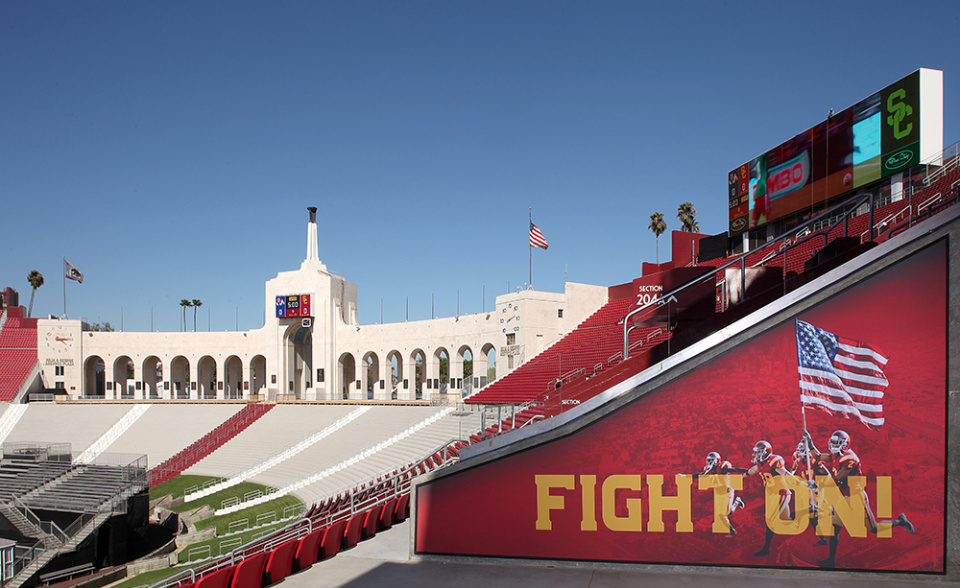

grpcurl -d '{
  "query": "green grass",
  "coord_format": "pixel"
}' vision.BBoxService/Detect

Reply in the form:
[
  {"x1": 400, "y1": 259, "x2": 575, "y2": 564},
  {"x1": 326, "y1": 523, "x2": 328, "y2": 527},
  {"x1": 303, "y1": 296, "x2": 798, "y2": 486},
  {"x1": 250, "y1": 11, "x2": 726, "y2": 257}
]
[
  {"x1": 177, "y1": 522, "x2": 289, "y2": 563},
  {"x1": 110, "y1": 563, "x2": 205, "y2": 588},
  {"x1": 134, "y1": 475, "x2": 305, "y2": 581},
  {"x1": 193, "y1": 494, "x2": 303, "y2": 535},
  {"x1": 168, "y1": 482, "x2": 295, "y2": 516},
  {"x1": 150, "y1": 475, "x2": 222, "y2": 502}
]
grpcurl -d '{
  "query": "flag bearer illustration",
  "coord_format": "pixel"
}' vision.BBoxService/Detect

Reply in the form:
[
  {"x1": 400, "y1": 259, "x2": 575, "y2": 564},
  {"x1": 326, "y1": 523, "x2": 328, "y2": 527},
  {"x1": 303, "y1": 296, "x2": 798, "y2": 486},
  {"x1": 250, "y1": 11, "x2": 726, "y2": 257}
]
[
  {"x1": 805, "y1": 430, "x2": 914, "y2": 568},
  {"x1": 793, "y1": 437, "x2": 831, "y2": 545}
]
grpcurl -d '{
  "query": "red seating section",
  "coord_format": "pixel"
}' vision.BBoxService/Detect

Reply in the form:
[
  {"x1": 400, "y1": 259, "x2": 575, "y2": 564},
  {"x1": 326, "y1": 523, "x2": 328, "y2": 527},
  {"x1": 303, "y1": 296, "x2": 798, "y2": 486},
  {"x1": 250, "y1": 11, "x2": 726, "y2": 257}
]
[
  {"x1": 149, "y1": 403, "x2": 275, "y2": 486},
  {"x1": 0, "y1": 308, "x2": 38, "y2": 401}
]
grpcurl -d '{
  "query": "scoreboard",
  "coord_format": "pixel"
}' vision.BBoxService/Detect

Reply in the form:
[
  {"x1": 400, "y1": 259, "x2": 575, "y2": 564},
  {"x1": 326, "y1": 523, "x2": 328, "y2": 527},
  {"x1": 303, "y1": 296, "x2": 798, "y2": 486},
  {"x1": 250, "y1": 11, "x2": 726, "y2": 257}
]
[{"x1": 276, "y1": 294, "x2": 312, "y2": 318}]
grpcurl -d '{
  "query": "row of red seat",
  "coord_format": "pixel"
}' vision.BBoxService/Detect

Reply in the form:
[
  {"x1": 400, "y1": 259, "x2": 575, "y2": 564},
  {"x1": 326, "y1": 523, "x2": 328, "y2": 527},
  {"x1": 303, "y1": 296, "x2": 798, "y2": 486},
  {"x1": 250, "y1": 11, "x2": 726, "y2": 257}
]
[
  {"x1": 149, "y1": 404, "x2": 275, "y2": 486},
  {"x1": 175, "y1": 494, "x2": 412, "y2": 588},
  {"x1": 0, "y1": 308, "x2": 38, "y2": 401}
]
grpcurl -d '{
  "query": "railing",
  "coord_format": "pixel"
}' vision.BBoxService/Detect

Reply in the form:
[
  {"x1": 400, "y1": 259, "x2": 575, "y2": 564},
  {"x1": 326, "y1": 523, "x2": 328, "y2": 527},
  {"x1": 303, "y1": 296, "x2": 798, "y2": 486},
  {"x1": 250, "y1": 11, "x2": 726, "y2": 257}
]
[
  {"x1": 622, "y1": 192, "x2": 877, "y2": 361},
  {"x1": 149, "y1": 437, "x2": 462, "y2": 588}
]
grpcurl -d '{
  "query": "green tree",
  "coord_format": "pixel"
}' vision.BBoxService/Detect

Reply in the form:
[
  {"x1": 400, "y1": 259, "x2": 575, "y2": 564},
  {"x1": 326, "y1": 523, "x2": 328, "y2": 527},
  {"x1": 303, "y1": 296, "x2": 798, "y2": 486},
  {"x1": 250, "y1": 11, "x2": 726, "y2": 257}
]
[
  {"x1": 26, "y1": 270, "x2": 44, "y2": 318},
  {"x1": 180, "y1": 299, "x2": 192, "y2": 332},
  {"x1": 192, "y1": 299, "x2": 203, "y2": 332},
  {"x1": 648, "y1": 212, "x2": 667, "y2": 265},
  {"x1": 677, "y1": 202, "x2": 700, "y2": 233}
]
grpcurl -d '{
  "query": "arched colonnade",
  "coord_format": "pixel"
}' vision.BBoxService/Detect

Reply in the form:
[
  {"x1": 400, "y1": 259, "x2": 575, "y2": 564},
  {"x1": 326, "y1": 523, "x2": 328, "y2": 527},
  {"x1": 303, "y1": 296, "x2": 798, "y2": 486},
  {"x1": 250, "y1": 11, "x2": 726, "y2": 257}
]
[
  {"x1": 337, "y1": 342, "x2": 498, "y2": 401},
  {"x1": 81, "y1": 354, "x2": 268, "y2": 400}
]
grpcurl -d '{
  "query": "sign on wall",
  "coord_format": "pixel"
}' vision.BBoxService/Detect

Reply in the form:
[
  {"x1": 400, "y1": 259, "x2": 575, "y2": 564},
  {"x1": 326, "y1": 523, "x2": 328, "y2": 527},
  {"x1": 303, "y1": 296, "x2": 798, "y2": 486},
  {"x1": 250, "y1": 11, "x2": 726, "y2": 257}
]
[{"x1": 417, "y1": 240, "x2": 947, "y2": 573}]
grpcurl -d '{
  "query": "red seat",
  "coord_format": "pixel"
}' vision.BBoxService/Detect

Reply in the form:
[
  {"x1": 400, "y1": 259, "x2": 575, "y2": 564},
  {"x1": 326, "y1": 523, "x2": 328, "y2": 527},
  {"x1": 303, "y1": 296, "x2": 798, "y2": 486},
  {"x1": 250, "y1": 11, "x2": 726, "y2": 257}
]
[
  {"x1": 294, "y1": 529, "x2": 323, "y2": 571},
  {"x1": 380, "y1": 498, "x2": 397, "y2": 530},
  {"x1": 394, "y1": 493, "x2": 410, "y2": 522},
  {"x1": 196, "y1": 566, "x2": 235, "y2": 588},
  {"x1": 342, "y1": 511, "x2": 367, "y2": 550},
  {"x1": 320, "y1": 520, "x2": 346, "y2": 559},
  {"x1": 362, "y1": 504, "x2": 383, "y2": 540},
  {"x1": 263, "y1": 539, "x2": 298, "y2": 585},
  {"x1": 229, "y1": 552, "x2": 267, "y2": 588}
]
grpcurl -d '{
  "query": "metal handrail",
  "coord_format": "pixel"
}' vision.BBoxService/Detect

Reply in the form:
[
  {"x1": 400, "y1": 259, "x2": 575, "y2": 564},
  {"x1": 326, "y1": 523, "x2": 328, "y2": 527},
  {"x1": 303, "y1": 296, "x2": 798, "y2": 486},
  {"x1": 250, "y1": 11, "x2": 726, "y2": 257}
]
[{"x1": 622, "y1": 192, "x2": 875, "y2": 360}]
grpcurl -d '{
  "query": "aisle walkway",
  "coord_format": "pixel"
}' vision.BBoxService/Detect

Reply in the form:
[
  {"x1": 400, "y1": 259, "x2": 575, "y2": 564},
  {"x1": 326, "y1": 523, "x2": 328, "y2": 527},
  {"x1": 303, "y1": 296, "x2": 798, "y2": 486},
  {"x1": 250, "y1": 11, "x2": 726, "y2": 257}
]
[{"x1": 286, "y1": 521, "x2": 955, "y2": 588}]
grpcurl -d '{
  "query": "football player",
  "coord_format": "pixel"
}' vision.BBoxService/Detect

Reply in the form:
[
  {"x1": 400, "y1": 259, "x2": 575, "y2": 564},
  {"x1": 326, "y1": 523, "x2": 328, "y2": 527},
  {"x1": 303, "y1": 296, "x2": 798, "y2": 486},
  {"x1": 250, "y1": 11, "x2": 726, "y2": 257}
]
[
  {"x1": 691, "y1": 451, "x2": 746, "y2": 536},
  {"x1": 806, "y1": 430, "x2": 915, "y2": 568},
  {"x1": 744, "y1": 440, "x2": 792, "y2": 557},
  {"x1": 793, "y1": 436, "x2": 831, "y2": 545}
]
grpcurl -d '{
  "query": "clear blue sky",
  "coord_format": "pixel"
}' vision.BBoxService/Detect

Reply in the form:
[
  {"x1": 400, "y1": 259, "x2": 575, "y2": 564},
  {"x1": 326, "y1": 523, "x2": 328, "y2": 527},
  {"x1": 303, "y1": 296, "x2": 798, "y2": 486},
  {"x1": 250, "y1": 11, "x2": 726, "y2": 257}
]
[{"x1": 3, "y1": 1, "x2": 958, "y2": 332}]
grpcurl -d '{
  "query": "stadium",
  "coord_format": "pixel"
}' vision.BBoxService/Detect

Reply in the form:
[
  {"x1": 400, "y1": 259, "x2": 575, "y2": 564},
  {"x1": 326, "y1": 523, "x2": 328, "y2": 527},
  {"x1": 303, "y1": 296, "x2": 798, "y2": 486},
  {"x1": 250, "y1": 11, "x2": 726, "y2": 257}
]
[{"x1": 0, "y1": 68, "x2": 957, "y2": 587}]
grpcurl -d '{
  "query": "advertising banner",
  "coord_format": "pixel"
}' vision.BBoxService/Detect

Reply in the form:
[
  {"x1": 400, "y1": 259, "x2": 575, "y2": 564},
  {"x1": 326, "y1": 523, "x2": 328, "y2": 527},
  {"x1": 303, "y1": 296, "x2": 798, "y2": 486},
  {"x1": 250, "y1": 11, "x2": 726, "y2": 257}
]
[
  {"x1": 417, "y1": 241, "x2": 946, "y2": 572},
  {"x1": 729, "y1": 70, "x2": 927, "y2": 236}
]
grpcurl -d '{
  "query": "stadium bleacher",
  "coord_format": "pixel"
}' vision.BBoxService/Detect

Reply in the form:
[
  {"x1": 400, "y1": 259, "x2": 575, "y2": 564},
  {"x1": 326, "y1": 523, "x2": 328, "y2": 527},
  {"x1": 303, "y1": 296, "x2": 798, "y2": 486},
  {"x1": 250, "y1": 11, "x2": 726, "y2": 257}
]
[{"x1": 0, "y1": 307, "x2": 38, "y2": 402}]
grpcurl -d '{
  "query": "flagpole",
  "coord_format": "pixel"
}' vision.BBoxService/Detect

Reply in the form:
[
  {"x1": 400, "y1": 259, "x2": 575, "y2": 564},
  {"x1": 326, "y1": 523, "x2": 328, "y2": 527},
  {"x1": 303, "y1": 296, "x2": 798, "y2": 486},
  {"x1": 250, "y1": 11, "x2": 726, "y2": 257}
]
[
  {"x1": 796, "y1": 318, "x2": 815, "y2": 512},
  {"x1": 529, "y1": 208, "x2": 533, "y2": 289},
  {"x1": 62, "y1": 257, "x2": 67, "y2": 318}
]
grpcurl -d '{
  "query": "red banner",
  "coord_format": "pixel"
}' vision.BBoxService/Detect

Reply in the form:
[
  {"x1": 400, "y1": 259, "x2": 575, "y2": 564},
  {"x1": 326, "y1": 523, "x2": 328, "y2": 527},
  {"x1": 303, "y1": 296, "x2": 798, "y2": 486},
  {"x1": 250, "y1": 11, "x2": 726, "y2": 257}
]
[{"x1": 416, "y1": 241, "x2": 946, "y2": 572}]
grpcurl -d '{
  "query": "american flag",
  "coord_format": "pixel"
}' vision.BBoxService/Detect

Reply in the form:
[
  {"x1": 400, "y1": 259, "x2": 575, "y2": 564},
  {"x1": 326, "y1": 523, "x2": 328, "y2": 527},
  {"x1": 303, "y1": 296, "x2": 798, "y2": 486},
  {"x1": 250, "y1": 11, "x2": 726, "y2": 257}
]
[
  {"x1": 795, "y1": 319, "x2": 888, "y2": 428},
  {"x1": 529, "y1": 222, "x2": 548, "y2": 249}
]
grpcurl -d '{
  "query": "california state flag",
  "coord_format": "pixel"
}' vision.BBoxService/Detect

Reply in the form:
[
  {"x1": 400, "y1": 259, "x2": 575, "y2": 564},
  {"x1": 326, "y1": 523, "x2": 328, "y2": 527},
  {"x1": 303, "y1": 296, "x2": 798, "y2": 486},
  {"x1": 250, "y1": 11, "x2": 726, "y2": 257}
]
[{"x1": 65, "y1": 260, "x2": 84, "y2": 284}]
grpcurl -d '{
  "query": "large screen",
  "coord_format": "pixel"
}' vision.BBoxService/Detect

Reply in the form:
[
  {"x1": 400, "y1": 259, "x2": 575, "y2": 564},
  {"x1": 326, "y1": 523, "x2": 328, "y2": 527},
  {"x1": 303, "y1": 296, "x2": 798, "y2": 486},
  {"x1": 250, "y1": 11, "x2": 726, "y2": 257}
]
[{"x1": 728, "y1": 69, "x2": 942, "y2": 236}]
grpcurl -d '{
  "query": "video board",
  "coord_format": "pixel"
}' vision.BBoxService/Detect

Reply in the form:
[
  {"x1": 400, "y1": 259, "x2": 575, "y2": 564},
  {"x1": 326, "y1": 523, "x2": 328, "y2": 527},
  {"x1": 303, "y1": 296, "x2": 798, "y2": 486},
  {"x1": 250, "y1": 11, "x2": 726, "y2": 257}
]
[
  {"x1": 275, "y1": 294, "x2": 312, "y2": 318},
  {"x1": 729, "y1": 69, "x2": 942, "y2": 236}
]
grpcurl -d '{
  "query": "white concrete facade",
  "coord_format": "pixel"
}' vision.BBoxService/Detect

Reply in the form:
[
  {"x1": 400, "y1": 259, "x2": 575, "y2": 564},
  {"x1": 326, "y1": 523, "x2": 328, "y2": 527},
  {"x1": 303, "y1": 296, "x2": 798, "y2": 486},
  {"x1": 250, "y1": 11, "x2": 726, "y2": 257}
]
[{"x1": 35, "y1": 210, "x2": 608, "y2": 403}]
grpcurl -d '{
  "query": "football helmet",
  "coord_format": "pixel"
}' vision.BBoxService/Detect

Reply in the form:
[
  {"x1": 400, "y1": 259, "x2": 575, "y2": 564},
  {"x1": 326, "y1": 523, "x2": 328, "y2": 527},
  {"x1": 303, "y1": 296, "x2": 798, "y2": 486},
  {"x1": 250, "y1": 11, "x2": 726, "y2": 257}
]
[
  {"x1": 795, "y1": 439, "x2": 810, "y2": 458},
  {"x1": 752, "y1": 440, "x2": 772, "y2": 464},
  {"x1": 705, "y1": 451, "x2": 721, "y2": 469},
  {"x1": 829, "y1": 430, "x2": 849, "y2": 455}
]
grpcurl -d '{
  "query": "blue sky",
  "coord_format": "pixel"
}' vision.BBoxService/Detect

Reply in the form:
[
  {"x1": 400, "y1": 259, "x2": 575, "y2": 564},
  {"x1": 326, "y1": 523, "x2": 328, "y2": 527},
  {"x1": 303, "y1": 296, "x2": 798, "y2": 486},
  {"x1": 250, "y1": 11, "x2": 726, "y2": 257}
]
[{"x1": 3, "y1": 1, "x2": 958, "y2": 332}]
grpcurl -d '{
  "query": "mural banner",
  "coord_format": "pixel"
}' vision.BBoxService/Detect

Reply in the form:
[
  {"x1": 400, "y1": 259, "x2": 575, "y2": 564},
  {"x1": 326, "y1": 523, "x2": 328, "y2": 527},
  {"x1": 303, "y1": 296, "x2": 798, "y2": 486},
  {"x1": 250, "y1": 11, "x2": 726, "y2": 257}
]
[{"x1": 416, "y1": 240, "x2": 946, "y2": 572}]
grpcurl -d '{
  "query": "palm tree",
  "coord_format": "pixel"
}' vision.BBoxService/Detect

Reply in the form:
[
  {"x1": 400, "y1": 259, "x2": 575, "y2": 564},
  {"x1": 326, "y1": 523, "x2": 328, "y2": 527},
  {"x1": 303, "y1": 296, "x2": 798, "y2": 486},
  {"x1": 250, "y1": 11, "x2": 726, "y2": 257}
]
[
  {"x1": 26, "y1": 271, "x2": 44, "y2": 318},
  {"x1": 677, "y1": 202, "x2": 700, "y2": 233},
  {"x1": 648, "y1": 212, "x2": 666, "y2": 265},
  {"x1": 180, "y1": 299, "x2": 192, "y2": 332},
  {"x1": 192, "y1": 299, "x2": 202, "y2": 332}
]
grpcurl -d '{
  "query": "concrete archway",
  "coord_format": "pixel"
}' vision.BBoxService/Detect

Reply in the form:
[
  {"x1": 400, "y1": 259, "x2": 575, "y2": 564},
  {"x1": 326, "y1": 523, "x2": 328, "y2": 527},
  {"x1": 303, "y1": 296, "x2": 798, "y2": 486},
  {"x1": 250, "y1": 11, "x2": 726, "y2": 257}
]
[
  {"x1": 225, "y1": 355, "x2": 243, "y2": 399},
  {"x1": 284, "y1": 323, "x2": 313, "y2": 399},
  {"x1": 362, "y1": 352, "x2": 380, "y2": 400},
  {"x1": 433, "y1": 347, "x2": 450, "y2": 395},
  {"x1": 113, "y1": 356, "x2": 134, "y2": 399},
  {"x1": 84, "y1": 356, "x2": 105, "y2": 397},
  {"x1": 170, "y1": 355, "x2": 190, "y2": 399},
  {"x1": 142, "y1": 356, "x2": 162, "y2": 399},
  {"x1": 249, "y1": 355, "x2": 266, "y2": 398},
  {"x1": 481, "y1": 342, "x2": 497, "y2": 388},
  {"x1": 456, "y1": 345, "x2": 474, "y2": 395},
  {"x1": 410, "y1": 349, "x2": 426, "y2": 400},
  {"x1": 338, "y1": 352, "x2": 356, "y2": 400},
  {"x1": 387, "y1": 350, "x2": 403, "y2": 400},
  {"x1": 198, "y1": 355, "x2": 217, "y2": 399}
]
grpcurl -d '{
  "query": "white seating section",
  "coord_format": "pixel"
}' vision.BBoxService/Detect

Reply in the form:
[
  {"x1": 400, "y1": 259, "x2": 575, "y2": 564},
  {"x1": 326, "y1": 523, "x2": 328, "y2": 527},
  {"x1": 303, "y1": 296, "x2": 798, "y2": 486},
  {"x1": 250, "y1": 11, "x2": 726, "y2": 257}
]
[{"x1": 0, "y1": 403, "x2": 482, "y2": 508}]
